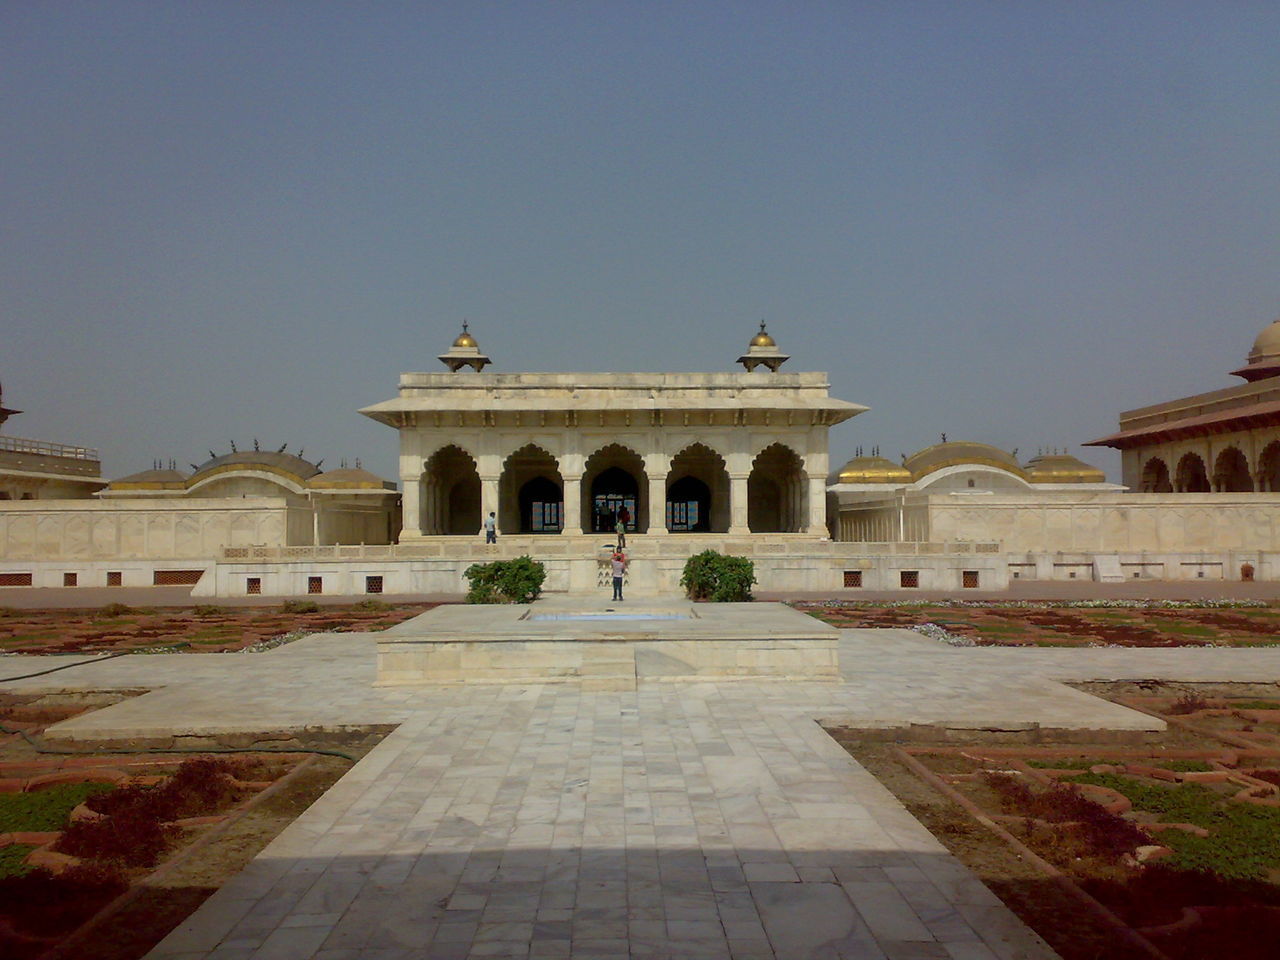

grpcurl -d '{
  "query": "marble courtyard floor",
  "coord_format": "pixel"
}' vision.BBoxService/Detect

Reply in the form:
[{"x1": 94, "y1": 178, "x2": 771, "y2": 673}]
[{"x1": 4, "y1": 605, "x2": 1280, "y2": 959}]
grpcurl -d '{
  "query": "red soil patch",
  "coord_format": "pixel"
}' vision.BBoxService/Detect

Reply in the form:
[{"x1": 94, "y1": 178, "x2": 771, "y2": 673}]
[
  {"x1": 798, "y1": 602, "x2": 1280, "y2": 647},
  {"x1": 0, "y1": 602, "x2": 438, "y2": 654}
]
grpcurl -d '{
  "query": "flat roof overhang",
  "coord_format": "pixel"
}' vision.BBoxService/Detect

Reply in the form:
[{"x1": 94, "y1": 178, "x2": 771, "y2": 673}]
[{"x1": 1086, "y1": 400, "x2": 1280, "y2": 450}]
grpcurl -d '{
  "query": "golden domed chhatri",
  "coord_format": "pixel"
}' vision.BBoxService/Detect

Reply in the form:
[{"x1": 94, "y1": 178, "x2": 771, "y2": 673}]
[
  {"x1": 738, "y1": 321, "x2": 790, "y2": 372},
  {"x1": 438, "y1": 321, "x2": 491, "y2": 372},
  {"x1": 833, "y1": 447, "x2": 912, "y2": 484},
  {"x1": 1024, "y1": 451, "x2": 1107, "y2": 484}
]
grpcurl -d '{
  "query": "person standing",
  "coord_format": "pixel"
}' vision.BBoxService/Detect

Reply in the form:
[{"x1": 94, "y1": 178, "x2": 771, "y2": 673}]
[
  {"x1": 615, "y1": 516, "x2": 627, "y2": 550},
  {"x1": 484, "y1": 511, "x2": 497, "y2": 544},
  {"x1": 611, "y1": 550, "x2": 626, "y2": 601}
]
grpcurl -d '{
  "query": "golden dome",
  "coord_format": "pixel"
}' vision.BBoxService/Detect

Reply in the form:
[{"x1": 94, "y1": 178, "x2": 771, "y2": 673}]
[
  {"x1": 749, "y1": 321, "x2": 776, "y2": 348},
  {"x1": 903, "y1": 442, "x2": 1025, "y2": 481},
  {"x1": 835, "y1": 455, "x2": 912, "y2": 484},
  {"x1": 453, "y1": 322, "x2": 478, "y2": 348},
  {"x1": 1024, "y1": 452, "x2": 1106, "y2": 484}
]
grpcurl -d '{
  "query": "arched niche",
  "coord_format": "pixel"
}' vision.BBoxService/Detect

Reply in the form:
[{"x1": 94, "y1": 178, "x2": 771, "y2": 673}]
[
  {"x1": 748, "y1": 443, "x2": 805, "y2": 533},
  {"x1": 583, "y1": 445, "x2": 646, "y2": 533},
  {"x1": 422, "y1": 445, "x2": 481, "y2": 535},
  {"x1": 666, "y1": 443, "x2": 729, "y2": 532},
  {"x1": 1213, "y1": 447, "x2": 1253, "y2": 492},
  {"x1": 1175, "y1": 453, "x2": 1210, "y2": 493},
  {"x1": 499, "y1": 444, "x2": 562, "y2": 533},
  {"x1": 1140, "y1": 457, "x2": 1172, "y2": 493},
  {"x1": 1258, "y1": 442, "x2": 1280, "y2": 491}
]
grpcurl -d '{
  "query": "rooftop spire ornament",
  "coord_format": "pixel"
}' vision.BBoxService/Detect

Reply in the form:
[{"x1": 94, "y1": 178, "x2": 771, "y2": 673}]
[
  {"x1": 438, "y1": 321, "x2": 492, "y2": 372},
  {"x1": 737, "y1": 321, "x2": 790, "y2": 372}
]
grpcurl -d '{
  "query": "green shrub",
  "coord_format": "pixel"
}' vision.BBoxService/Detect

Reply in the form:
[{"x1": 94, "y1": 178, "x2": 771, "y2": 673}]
[
  {"x1": 280, "y1": 599, "x2": 320, "y2": 614},
  {"x1": 679, "y1": 550, "x2": 756, "y2": 602},
  {"x1": 191, "y1": 604, "x2": 222, "y2": 618},
  {"x1": 98, "y1": 602, "x2": 133, "y2": 617},
  {"x1": 355, "y1": 598, "x2": 388, "y2": 611},
  {"x1": 464, "y1": 556, "x2": 546, "y2": 604}
]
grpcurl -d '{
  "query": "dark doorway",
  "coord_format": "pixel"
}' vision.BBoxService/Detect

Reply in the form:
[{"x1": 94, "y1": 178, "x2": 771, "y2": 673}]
[
  {"x1": 591, "y1": 466, "x2": 638, "y2": 534},
  {"x1": 667, "y1": 475, "x2": 711, "y2": 532},
  {"x1": 519, "y1": 476, "x2": 563, "y2": 533}
]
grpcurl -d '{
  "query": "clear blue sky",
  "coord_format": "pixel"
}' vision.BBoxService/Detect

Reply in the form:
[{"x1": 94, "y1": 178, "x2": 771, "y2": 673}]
[{"x1": 4, "y1": 2, "x2": 1279, "y2": 480}]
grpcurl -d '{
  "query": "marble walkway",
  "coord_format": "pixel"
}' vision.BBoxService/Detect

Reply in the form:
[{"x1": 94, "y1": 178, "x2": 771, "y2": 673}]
[{"x1": 4, "y1": 614, "x2": 1280, "y2": 960}]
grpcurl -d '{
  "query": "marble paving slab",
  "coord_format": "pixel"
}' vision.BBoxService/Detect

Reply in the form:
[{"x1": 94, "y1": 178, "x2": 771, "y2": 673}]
[{"x1": 0, "y1": 607, "x2": 1277, "y2": 959}]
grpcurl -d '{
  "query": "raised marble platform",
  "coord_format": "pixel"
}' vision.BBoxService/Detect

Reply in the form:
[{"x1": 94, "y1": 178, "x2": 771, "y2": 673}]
[{"x1": 375, "y1": 597, "x2": 839, "y2": 689}]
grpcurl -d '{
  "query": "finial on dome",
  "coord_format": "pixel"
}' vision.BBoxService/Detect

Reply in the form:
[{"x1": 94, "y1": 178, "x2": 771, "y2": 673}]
[
  {"x1": 439, "y1": 321, "x2": 491, "y2": 372},
  {"x1": 738, "y1": 321, "x2": 790, "y2": 372}
]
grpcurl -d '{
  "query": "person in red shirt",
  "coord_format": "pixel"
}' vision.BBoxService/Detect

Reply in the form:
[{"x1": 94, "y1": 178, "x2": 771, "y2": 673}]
[{"x1": 611, "y1": 550, "x2": 626, "y2": 601}]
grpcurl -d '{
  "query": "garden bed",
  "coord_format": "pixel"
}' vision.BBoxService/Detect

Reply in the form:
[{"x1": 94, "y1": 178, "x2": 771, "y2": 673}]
[
  {"x1": 797, "y1": 600, "x2": 1280, "y2": 647},
  {"x1": 0, "y1": 601, "x2": 437, "y2": 654},
  {"x1": 0, "y1": 691, "x2": 381, "y2": 959},
  {"x1": 828, "y1": 680, "x2": 1280, "y2": 960}
]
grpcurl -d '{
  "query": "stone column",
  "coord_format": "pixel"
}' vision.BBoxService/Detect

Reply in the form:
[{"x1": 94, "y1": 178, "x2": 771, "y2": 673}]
[
  {"x1": 804, "y1": 474, "x2": 827, "y2": 535},
  {"x1": 644, "y1": 454, "x2": 670, "y2": 535},
  {"x1": 399, "y1": 475, "x2": 422, "y2": 538},
  {"x1": 561, "y1": 476, "x2": 581, "y2": 534},
  {"x1": 480, "y1": 474, "x2": 500, "y2": 535},
  {"x1": 728, "y1": 473, "x2": 750, "y2": 534}
]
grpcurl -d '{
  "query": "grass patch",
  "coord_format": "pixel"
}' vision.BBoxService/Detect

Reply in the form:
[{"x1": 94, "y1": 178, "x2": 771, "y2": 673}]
[
  {"x1": 1027, "y1": 758, "x2": 1106, "y2": 769},
  {"x1": 188, "y1": 626, "x2": 237, "y2": 640},
  {"x1": 1152, "y1": 623, "x2": 1218, "y2": 637},
  {"x1": 1232, "y1": 701, "x2": 1280, "y2": 711},
  {"x1": 1159, "y1": 759, "x2": 1215, "y2": 772},
  {"x1": 0, "y1": 843, "x2": 36, "y2": 878},
  {"x1": 0, "y1": 631, "x2": 62, "y2": 646},
  {"x1": 1024, "y1": 757, "x2": 1213, "y2": 771},
  {"x1": 1068, "y1": 772, "x2": 1280, "y2": 879},
  {"x1": 0, "y1": 782, "x2": 114, "y2": 832}
]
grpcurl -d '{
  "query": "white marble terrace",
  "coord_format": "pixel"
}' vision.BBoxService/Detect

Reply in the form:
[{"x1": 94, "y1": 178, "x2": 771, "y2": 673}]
[{"x1": 4, "y1": 600, "x2": 1279, "y2": 959}]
